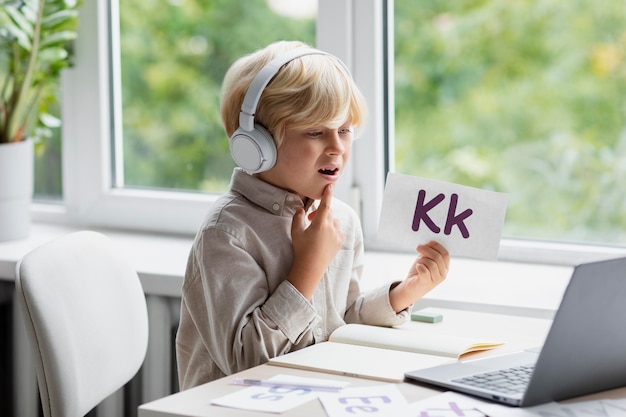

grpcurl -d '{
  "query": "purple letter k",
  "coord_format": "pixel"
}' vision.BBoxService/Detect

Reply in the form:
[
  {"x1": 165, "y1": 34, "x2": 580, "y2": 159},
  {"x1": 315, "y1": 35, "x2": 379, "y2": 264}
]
[{"x1": 412, "y1": 190, "x2": 444, "y2": 233}]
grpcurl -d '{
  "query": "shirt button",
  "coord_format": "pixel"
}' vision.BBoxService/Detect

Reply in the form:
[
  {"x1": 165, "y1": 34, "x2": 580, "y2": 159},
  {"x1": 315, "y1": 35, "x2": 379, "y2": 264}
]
[
  {"x1": 272, "y1": 203, "x2": 280, "y2": 211},
  {"x1": 315, "y1": 327, "x2": 323, "y2": 336}
]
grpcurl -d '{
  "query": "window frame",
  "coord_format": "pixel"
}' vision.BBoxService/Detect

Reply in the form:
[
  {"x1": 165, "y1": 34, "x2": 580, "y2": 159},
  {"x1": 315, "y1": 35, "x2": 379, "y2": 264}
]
[
  {"x1": 32, "y1": 0, "x2": 626, "y2": 265},
  {"x1": 37, "y1": 0, "x2": 217, "y2": 234}
]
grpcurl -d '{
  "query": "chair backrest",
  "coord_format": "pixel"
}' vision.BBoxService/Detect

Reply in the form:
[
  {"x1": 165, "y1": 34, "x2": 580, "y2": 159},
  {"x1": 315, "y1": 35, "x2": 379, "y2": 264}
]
[{"x1": 15, "y1": 231, "x2": 149, "y2": 417}]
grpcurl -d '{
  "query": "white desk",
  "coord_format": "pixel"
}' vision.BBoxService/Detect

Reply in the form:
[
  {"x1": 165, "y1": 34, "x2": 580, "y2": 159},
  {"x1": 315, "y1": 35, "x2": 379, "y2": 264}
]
[
  {"x1": 138, "y1": 308, "x2": 626, "y2": 417},
  {"x1": 138, "y1": 364, "x2": 443, "y2": 417},
  {"x1": 138, "y1": 363, "x2": 626, "y2": 417}
]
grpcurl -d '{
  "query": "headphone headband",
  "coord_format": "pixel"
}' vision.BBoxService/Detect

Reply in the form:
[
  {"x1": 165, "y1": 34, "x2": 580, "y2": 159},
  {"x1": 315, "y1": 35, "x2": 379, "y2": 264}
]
[{"x1": 239, "y1": 49, "x2": 348, "y2": 131}]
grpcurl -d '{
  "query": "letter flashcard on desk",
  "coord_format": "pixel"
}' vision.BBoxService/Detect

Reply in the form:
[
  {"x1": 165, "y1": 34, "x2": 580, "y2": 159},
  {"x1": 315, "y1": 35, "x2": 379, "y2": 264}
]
[
  {"x1": 378, "y1": 173, "x2": 508, "y2": 261},
  {"x1": 212, "y1": 375, "x2": 327, "y2": 413},
  {"x1": 408, "y1": 391, "x2": 489, "y2": 416},
  {"x1": 318, "y1": 384, "x2": 411, "y2": 417}
]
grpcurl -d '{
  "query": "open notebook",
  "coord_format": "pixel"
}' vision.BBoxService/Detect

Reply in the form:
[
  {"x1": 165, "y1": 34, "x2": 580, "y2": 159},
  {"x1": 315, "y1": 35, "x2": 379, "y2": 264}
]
[{"x1": 269, "y1": 321, "x2": 502, "y2": 382}]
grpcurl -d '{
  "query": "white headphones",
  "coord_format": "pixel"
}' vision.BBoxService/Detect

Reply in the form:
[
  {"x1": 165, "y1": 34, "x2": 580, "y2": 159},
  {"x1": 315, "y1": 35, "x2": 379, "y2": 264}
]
[{"x1": 229, "y1": 48, "x2": 349, "y2": 173}]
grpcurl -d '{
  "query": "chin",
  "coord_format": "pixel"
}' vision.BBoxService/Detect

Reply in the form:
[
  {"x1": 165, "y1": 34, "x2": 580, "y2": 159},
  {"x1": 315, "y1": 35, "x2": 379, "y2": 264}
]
[
  {"x1": 302, "y1": 182, "x2": 333, "y2": 201},
  {"x1": 304, "y1": 190, "x2": 324, "y2": 201}
]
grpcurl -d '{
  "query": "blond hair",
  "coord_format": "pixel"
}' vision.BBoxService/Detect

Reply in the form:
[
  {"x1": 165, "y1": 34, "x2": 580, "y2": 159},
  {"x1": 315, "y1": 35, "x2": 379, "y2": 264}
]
[{"x1": 220, "y1": 41, "x2": 367, "y2": 147}]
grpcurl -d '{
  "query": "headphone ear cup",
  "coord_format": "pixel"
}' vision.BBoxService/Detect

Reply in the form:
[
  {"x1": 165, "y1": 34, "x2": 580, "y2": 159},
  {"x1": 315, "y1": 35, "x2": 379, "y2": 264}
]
[{"x1": 229, "y1": 124, "x2": 277, "y2": 174}]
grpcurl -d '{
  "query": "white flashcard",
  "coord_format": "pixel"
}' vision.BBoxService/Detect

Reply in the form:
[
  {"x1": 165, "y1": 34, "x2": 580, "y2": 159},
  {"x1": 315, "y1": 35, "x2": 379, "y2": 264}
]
[
  {"x1": 378, "y1": 173, "x2": 508, "y2": 260},
  {"x1": 408, "y1": 391, "x2": 489, "y2": 416},
  {"x1": 212, "y1": 375, "x2": 323, "y2": 413},
  {"x1": 318, "y1": 384, "x2": 411, "y2": 417}
]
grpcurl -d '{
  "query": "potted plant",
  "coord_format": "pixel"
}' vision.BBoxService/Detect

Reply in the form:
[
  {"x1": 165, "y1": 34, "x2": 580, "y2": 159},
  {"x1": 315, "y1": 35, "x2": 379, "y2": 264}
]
[{"x1": 0, "y1": 0, "x2": 81, "y2": 240}]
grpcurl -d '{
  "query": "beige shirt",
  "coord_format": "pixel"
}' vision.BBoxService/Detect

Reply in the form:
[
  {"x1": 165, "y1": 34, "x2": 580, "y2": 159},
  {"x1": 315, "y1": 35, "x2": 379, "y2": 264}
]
[{"x1": 176, "y1": 168, "x2": 409, "y2": 390}]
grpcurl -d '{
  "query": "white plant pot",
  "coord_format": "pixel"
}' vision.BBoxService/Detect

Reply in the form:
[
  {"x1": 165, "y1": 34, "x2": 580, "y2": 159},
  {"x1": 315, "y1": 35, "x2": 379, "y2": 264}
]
[{"x1": 0, "y1": 139, "x2": 34, "y2": 241}]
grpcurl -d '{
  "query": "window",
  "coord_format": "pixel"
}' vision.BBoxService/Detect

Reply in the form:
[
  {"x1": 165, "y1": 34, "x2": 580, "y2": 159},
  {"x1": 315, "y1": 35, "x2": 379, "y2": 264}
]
[
  {"x1": 40, "y1": 0, "x2": 624, "y2": 265},
  {"x1": 33, "y1": 100, "x2": 63, "y2": 202},
  {"x1": 393, "y1": 0, "x2": 626, "y2": 251},
  {"x1": 41, "y1": 0, "x2": 319, "y2": 232},
  {"x1": 116, "y1": 0, "x2": 316, "y2": 193}
]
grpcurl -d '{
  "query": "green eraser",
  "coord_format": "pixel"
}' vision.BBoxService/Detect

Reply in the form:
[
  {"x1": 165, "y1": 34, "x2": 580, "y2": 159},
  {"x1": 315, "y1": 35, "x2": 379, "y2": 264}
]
[{"x1": 411, "y1": 309, "x2": 443, "y2": 323}]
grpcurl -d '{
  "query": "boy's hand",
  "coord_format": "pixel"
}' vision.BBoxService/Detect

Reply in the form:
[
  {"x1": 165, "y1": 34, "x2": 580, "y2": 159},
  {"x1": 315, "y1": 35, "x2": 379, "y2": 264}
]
[
  {"x1": 289, "y1": 184, "x2": 345, "y2": 299},
  {"x1": 389, "y1": 241, "x2": 450, "y2": 313}
]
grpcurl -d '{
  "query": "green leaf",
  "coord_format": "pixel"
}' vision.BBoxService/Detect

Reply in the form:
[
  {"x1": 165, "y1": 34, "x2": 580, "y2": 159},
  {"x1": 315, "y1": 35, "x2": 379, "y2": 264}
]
[
  {"x1": 38, "y1": 46, "x2": 68, "y2": 63},
  {"x1": 64, "y1": 0, "x2": 80, "y2": 9},
  {"x1": 21, "y1": 0, "x2": 40, "y2": 10},
  {"x1": 20, "y1": 1, "x2": 39, "y2": 23},
  {"x1": 42, "y1": 9, "x2": 79, "y2": 30},
  {"x1": 0, "y1": 20, "x2": 32, "y2": 51},
  {"x1": 33, "y1": 125, "x2": 53, "y2": 140},
  {"x1": 39, "y1": 112, "x2": 61, "y2": 128},
  {"x1": 0, "y1": 8, "x2": 13, "y2": 31},
  {"x1": 5, "y1": 5, "x2": 35, "y2": 34},
  {"x1": 39, "y1": 30, "x2": 77, "y2": 49}
]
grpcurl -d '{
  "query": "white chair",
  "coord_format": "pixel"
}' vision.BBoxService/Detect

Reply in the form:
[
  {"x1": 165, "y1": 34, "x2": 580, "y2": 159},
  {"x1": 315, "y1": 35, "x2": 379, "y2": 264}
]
[{"x1": 15, "y1": 231, "x2": 149, "y2": 417}]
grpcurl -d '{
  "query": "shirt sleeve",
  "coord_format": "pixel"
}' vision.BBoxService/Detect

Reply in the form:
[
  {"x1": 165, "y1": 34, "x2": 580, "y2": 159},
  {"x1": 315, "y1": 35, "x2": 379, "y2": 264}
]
[
  {"x1": 340, "y1": 206, "x2": 410, "y2": 327},
  {"x1": 347, "y1": 281, "x2": 411, "y2": 326},
  {"x1": 186, "y1": 226, "x2": 318, "y2": 376}
]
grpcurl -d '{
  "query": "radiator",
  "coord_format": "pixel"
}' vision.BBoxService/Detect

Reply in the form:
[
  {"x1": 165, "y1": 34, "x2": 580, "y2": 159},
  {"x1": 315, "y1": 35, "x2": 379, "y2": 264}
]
[{"x1": 8, "y1": 288, "x2": 181, "y2": 417}]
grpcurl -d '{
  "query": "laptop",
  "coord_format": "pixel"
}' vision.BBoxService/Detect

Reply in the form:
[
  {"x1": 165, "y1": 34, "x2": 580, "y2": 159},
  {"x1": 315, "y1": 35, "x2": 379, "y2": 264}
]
[{"x1": 405, "y1": 257, "x2": 626, "y2": 407}]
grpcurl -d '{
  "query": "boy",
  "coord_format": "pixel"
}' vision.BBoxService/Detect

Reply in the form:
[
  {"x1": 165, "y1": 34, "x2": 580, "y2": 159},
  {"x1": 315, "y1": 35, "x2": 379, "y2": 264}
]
[{"x1": 176, "y1": 41, "x2": 449, "y2": 390}]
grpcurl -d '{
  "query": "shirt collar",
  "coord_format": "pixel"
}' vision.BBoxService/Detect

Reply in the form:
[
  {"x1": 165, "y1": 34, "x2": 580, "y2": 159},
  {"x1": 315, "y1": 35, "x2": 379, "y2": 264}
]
[{"x1": 230, "y1": 168, "x2": 309, "y2": 217}]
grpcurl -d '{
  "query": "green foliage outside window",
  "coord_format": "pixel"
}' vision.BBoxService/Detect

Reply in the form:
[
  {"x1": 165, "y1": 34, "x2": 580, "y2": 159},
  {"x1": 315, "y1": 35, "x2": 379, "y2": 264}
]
[
  {"x1": 118, "y1": 0, "x2": 315, "y2": 193},
  {"x1": 31, "y1": 0, "x2": 626, "y2": 247},
  {"x1": 394, "y1": 0, "x2": 626, "y2": 245}
]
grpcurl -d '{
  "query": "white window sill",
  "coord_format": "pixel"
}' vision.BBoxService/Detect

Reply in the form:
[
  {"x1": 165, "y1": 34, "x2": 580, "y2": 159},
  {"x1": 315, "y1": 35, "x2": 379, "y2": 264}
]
[
  {"x1": 0, "y1": 222, "x2": 190, "y2": 297},
  {"x1": 1, "y1": 222, "x2": 575, "y2": 318}
]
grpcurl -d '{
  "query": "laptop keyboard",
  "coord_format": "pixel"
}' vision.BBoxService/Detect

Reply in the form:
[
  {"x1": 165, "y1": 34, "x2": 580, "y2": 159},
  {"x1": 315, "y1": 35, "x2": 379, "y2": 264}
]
[{"x1": 452, "y1": 364, "x2": 535, "y2": 394}]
